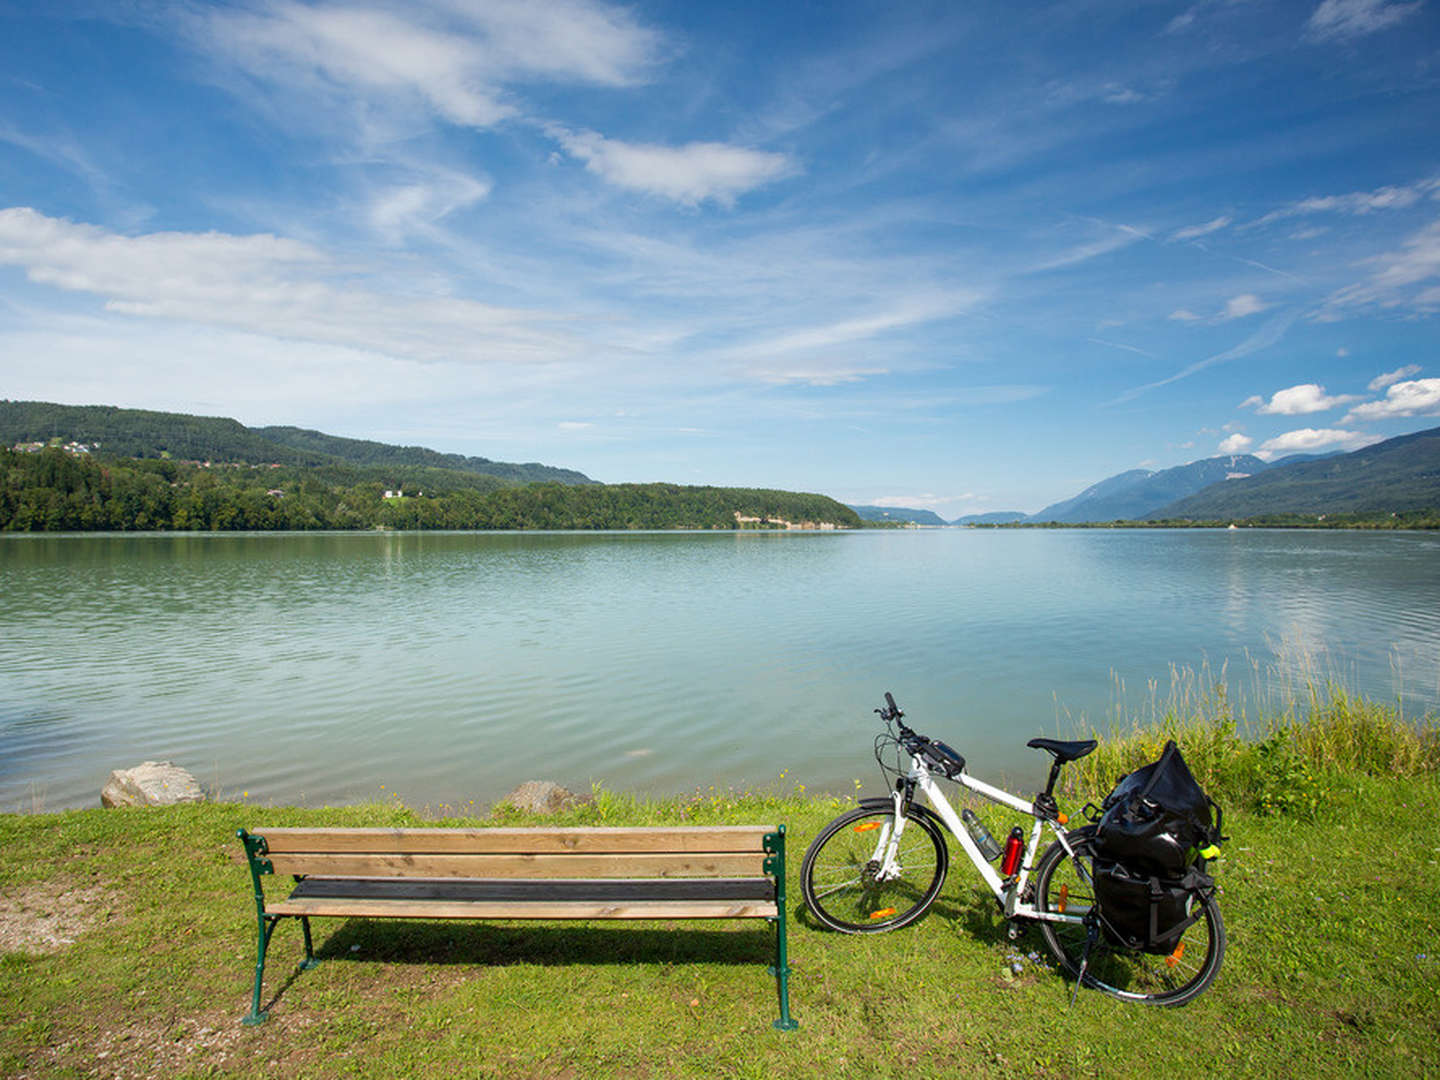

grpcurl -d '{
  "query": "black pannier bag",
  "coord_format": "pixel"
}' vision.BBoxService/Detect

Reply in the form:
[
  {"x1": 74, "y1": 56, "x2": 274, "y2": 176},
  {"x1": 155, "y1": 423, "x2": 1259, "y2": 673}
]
[
  {"x1": 1094, "y1": 740, "x2": 1218, "y2": 875},
  {"x1": 1092, "y1": 860, "x2": 1214, "y2": 954},
  {"x1": 1091, "y1": 740, "x2": 1223, "y2": 953}
]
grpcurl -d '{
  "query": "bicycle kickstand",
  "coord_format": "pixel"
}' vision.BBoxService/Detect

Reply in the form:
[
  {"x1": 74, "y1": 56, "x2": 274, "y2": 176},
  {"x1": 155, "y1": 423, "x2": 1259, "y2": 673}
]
[{"x1": 1068, "y1": 918, "x2": 1100, "y2": 1011}]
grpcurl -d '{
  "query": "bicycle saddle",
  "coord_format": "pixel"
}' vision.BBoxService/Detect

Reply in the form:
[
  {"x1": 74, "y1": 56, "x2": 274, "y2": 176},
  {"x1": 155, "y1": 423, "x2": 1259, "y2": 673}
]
[{"x1": 1026, "y1": 737, "x2": 1098, "y2": 763}]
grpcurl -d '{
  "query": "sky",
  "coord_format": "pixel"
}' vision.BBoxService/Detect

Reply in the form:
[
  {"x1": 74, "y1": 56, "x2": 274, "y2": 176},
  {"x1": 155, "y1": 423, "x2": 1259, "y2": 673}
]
[{"x1": 1, "y1": 0, "x2": 1438, "y2": 515}]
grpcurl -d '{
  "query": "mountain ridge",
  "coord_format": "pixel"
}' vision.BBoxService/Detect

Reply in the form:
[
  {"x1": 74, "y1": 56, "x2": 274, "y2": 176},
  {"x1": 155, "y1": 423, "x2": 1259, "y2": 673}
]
[{"x1": 0, "y1": 400, "x2": 594, "y2": 486}]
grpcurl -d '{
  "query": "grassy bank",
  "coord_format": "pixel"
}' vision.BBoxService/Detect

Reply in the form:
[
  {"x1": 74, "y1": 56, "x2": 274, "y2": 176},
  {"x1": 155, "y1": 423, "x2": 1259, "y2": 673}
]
[{"x1": 2, "y1": 695, "x2": 1438, "y2": 1078}]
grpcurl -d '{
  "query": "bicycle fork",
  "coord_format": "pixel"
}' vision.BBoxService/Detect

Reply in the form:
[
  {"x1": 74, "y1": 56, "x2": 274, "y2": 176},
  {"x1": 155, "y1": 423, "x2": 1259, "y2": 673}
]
[{"x1": 866, "y1": 791, "x2": 911, "y2": 882}]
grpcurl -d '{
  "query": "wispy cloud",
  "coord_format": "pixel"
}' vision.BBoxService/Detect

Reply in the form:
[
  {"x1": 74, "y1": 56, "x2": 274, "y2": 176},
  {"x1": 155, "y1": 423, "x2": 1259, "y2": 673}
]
[
  {"x1": 1087, "y1": 337, "x2": 1159, "y2": 358},
  {"x1": 1369, "y1": 364, "x2": 1422, "y2": 391},
  {"x1": 1242, "y1": 383, "x2": 1360, "y2": 415},
  {"x1": 1250, "y1": 178, "x2": 1440, "y2": 227},
  {"x1": 546, "y1": 127, "x2": 797, "y2": 207},
  {"x1": 0, "y1": 207, "x2": 575, "y2": 365},
  {"x1": 1344, "y1": 378, "x2": 1440, "y2": 422},
  {"x1": 198, "y1": 0, "x2": 665, "y2": 133},
  {"x1": 1305, "y1": 0, "x2": 1424, "y2": 42},
  {"x1": 1114, "y1": 310, "x2": 1298, "y2": 403},
  {"x1": 1323, "y1": 219, "x2": 1440, "y2": 313},
  {"x1": 1172, "y1": 215, "x2": 1232, "y2": 241}
]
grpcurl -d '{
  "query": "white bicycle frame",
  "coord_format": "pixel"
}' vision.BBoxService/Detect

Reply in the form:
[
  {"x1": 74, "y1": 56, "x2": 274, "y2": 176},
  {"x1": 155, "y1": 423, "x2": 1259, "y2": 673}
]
[{"x1": 874, "y1": 751, "x2": 1089, "y2": 925}]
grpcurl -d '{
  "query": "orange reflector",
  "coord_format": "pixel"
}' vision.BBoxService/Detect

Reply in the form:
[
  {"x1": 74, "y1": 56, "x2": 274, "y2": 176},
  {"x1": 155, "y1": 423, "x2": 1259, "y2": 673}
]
[
  {"x1": 1165, "y1": 942, "x2": 1186, "y2": 969},
  {"x1": 869, "y1": 908, "x2": 897, "y2": 920},
  {"x1": 1057, "y1": 884, "x2": 1069, "y2": 913},
  {"x1": 1057, "y1": 812, "x2": 1069, "y2": 825},
  {"x1": 853, "y1": 822, "x2": 883, "y2": 832}
]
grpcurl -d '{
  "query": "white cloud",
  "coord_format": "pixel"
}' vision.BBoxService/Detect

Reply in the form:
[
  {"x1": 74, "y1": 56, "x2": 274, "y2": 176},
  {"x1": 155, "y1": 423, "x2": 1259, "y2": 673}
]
[
  {"x1": 1218, "y1": 433, "x2": 1253, "y2": 453},
  {"x1": 548, "y1": 128, "x2": 796, "y2": 207},
  {"x1": 1168, "y1": 308, "x2": 1202, "y2": 322},
  {"x1": 200, "y1": 0, "x2": 664, "y2": 132},
  {"x1": 1344, "y1": 378, "x2": 1440, "y2": 422},
  {"x1": 1172, "y1": 216, "x2": 1232, "y2": 241},
  {"x1": 1221, "y1": 293, "x2": 1267, "y2": 320},
  {"x1": 1305, "y1": 0, "x2": 1423, "y2": 41},
  {"x1": 0, "y1": 207, "x2": 575, "y2": 365},
  {"x1": 1255, "y1": 428, "x2": 1384, "y2": 460},
  {"x1": 1246, "y1": 383, "x2": 1361, "y2": 415},
  {"x1": 1369, "y1": 364, "x2": 1422, "y2": 391}
]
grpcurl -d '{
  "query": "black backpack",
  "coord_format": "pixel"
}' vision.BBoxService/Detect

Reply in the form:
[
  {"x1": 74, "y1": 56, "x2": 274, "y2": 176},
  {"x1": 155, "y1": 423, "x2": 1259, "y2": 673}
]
[{"x1": 1091, "y1": 741, "x2": 1223, "y2": 953}]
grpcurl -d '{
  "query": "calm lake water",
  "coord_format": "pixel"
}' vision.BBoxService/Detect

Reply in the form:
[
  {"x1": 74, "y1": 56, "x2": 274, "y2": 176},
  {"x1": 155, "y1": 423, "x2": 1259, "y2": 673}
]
[{"x1": 2, "y1": 528, "x2": 1438, "y2": 812}]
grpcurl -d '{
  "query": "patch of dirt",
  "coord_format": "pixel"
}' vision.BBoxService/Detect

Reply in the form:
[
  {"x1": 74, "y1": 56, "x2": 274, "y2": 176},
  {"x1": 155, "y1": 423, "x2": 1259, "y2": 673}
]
[
  {"x1": 37, "y1": 1010, "x2": 319, "y2": 1080},
  {"x1": 0, "y1": 882, "x2": 113, "y2": 954}
]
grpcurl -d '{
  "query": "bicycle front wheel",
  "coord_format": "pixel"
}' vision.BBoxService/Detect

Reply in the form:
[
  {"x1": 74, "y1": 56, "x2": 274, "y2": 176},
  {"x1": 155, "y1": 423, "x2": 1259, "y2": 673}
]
[
  {"x1": 801, "y1": 805, "x2": 948, "y2": 933},
  {"x1": 1034, "y1": 829, "x2": 1225, "y2": 1006}
]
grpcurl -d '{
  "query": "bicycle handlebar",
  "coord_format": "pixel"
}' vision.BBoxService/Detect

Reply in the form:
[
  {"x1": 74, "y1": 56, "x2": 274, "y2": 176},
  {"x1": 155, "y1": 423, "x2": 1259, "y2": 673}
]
[{"x1": 876, "y1": 691, "x2": 967, "y2": 777}]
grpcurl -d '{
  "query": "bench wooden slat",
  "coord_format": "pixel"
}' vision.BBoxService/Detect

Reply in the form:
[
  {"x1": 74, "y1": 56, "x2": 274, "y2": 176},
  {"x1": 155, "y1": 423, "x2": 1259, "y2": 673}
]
[
  {"x1": 288, "y1": 876, "x2": 776, "y2": 903},
  {"x1": 266, "y1": 851, "x2": 768, "y2": 880},
  {"x1": 256, "y1": 826, "x2": 775, "y2": 855},
  {"x1": 264, "y1": 897, "x2": 779, "y2": 920}
]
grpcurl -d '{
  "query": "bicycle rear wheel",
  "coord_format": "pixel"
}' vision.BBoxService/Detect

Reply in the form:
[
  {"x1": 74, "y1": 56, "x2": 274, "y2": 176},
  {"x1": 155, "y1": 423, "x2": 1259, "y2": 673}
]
[
  {"x1": 801, "y1": 805, "x2": 948, "y2": 933},
  {"x1": 1034, "y1": 828, "x2": 1225, "y2": 1006}
]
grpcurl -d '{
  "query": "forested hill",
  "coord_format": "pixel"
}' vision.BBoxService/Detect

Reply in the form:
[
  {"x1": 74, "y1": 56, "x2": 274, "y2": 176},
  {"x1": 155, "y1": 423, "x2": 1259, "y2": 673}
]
[
  {"x1": 255, "y1": 425, "x2": 594, "y2": 485},
  {"x1": 0, "y1": 449, "x2": 860, "y2": 532},
  {"x1": 1152, "y1": 425, "x2": 1440, "y2": 519},
  {"x1": 0, "y1": 401, "x2": 593, "y2": 485}
]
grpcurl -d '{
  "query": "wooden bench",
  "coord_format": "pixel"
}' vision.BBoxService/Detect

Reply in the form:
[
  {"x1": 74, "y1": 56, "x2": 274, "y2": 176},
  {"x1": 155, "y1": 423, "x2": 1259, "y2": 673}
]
[{"x1": 237, "y1": 824, "x2": 797, "y2": 1030}]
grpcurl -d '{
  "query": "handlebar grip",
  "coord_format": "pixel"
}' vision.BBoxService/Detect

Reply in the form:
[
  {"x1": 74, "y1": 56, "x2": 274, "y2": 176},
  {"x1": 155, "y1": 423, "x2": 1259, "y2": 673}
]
[{"x1": 884, "y1": 691, "x2": 901, "y2": 717}]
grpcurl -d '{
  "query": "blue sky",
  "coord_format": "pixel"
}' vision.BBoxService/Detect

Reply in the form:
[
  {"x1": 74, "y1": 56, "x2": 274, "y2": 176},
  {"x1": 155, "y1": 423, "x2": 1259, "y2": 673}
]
[{"x1": 1, "y1": 0, "x2": 1438, "y2": 514}]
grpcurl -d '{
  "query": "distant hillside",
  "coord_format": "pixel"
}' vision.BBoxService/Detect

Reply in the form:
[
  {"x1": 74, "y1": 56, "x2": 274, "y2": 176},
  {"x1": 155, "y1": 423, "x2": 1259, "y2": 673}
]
[
  {"x1": 848, "y1": 505, "x2": 948, "y2": 526},
  {"x1": 1153, "y1": 426, "x2": 1440, "y2": 519},
  {"x1": 952, "y1": 511, "x2": 1027, "y2": 525},
  {"x1": 0, "y1": 401, "x2": 593, "y2": 485},
  {"x1": 1031, "y1": 457, "x2": 1269, "y2": 523},
  {"x1": 256, "y1": 426, "x2": 594, "y2": 485}
]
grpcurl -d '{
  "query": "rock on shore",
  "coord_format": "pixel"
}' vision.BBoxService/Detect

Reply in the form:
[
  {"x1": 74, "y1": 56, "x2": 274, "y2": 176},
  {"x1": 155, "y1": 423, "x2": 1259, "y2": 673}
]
[
  {"x1": 500, "y1": 780, "x2": 587, "y2": 815},
  {"x1": 100, "y1": 762, "x2": 206, "y2": 808}
]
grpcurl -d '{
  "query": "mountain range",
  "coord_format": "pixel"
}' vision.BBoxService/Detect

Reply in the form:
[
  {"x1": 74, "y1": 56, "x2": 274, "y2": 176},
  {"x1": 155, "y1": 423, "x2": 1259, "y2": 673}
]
[
  {"x1": 846, "y1": 504, "x2": 949, "y2": 526},
  {"x1": 1017, "y1": 429, "x2": 1437, "y2": 523},
  {"x1": 1152, "y1": 426, "x2": 1440, "y2": 519}
]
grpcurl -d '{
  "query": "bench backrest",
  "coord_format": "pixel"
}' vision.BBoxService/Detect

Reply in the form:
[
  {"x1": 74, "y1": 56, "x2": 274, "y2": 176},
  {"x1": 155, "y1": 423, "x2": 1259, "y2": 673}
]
[{"x1": 244, "y1": 825, "x2": 778, "y2": 880}]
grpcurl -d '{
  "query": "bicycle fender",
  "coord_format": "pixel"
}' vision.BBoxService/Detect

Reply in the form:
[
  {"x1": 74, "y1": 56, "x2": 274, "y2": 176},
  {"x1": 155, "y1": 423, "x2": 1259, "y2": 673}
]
[{"x1": 857, "y1": 796, "x2": 948, "y2": 834}]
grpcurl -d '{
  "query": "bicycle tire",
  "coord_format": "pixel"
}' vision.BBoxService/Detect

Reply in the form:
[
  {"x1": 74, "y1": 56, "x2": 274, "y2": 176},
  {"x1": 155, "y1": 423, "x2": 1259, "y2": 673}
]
[
  {"x1": 801, "y1": 804, "x2": 948, "y2": 933},
  {"x1": 1034, "y1": 827, "x2": 1225, "y2": 1006}
]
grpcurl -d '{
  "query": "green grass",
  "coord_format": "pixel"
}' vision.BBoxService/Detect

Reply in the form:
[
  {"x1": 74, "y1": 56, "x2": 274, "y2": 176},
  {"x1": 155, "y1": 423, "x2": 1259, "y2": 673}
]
[{"x1": 2, "y1": 693, "x2": 1438, "y2": 1078}]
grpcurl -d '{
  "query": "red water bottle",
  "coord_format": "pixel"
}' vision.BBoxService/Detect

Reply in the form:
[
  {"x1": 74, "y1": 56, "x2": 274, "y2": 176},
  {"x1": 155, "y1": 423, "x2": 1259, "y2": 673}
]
[{"x1": 1000, "y1": 827, "x2": 1024, "y2": 877}]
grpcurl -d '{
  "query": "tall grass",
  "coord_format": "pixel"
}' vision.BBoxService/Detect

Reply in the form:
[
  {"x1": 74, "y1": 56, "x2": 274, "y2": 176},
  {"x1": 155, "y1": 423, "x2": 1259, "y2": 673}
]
[{"x1": 1061, "y1": 661, "x2": 1439, "y2": 818}]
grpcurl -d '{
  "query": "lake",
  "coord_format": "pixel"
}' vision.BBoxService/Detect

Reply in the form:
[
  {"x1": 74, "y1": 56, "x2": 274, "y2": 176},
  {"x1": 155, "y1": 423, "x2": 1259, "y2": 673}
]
[{"x1": 2, "y1": 528, "x2": 1438, "y2": 812}]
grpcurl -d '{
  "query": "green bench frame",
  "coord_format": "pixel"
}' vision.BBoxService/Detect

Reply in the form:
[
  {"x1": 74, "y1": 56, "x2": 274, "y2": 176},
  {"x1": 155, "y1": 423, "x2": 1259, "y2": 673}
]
[{"x1": 237, "y1": 823, "x2": 797, "y2": 1030}]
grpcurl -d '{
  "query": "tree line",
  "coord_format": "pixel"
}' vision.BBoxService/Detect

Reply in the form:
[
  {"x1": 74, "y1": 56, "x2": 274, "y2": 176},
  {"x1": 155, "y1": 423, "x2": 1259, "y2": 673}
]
[{"x1": 0, "y1": 449, "x2": 860, "y2": 532}]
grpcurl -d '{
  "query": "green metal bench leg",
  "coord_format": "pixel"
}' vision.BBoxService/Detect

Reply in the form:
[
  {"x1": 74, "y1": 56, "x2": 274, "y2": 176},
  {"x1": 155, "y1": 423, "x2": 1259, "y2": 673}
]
[
  {"x1": 244, "y1": 916, "x2": 279, "y2": 1025},
  {"x1": 765, "y1": 826, "x2": 799, "y2": 1031},
  {"x1": 300, "y1": 917, "x2": 320, "y2": 970}
]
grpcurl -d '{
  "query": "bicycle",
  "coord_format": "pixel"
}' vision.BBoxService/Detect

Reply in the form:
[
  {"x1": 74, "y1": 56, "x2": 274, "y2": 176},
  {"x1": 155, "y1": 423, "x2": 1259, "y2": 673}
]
[{"x1": 801, "y1": 692, "x2": 1225, "y2": 1005}]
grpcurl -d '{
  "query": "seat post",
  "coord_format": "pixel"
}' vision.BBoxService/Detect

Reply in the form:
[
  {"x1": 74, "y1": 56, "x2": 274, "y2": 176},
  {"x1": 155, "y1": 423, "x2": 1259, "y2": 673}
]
[{"x1": 1043, "y1": 758, "x2": 1063, "y2": 798}]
